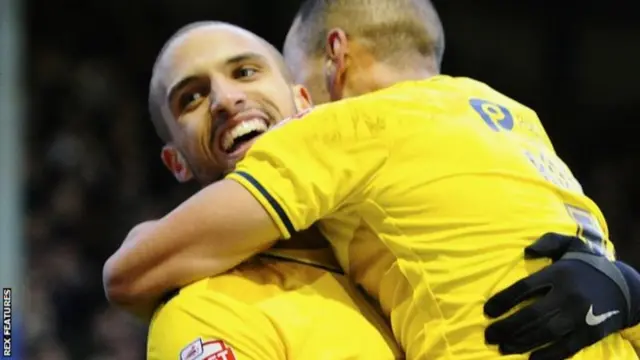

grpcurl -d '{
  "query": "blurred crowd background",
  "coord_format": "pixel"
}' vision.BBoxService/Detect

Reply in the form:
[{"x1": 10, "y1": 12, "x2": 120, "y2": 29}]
[{"x1": 20, "y1": 0, "x2": 639, "y2": 359}]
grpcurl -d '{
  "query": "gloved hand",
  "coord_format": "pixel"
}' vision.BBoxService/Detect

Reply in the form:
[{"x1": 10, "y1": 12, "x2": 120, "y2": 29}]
[{"x1": 484, "y1": 233, "x2": 640, "y2": 360}]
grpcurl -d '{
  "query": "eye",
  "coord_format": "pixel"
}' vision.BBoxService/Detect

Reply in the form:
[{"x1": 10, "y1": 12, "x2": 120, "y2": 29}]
[
  {"x1": 178, "y1": 91, "x2": 204, "y2": 111},
  {"x1": 232, "y1": 65, "x2": 259, "y2": 80}
]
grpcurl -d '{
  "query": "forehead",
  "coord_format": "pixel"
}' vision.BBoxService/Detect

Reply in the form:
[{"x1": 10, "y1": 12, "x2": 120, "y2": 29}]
[{"x1": 158, "y1": 26, "x2": 278, "y2": 87}]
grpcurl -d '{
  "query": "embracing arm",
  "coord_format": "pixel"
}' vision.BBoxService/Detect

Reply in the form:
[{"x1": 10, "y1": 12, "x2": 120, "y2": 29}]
[
  {"x1": 104, "y1": 102, "x2": 386, "y2": 308},
  {"x1": 103, "y1": 220, "x2": 163, "y2": 319},
  {"x1": 103, "y1": 179, "x2": 280, "y2": 306}
]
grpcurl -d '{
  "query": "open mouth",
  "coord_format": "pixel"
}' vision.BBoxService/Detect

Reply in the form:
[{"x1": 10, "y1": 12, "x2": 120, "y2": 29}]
[{"x1": 221, "y1": 118, "x2": 269, "y2": 154}]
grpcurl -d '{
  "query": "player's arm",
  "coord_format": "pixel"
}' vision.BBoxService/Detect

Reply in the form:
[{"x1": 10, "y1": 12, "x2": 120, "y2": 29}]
[
  {"x1": 103, "y1": 104, "x2": 388, "y2": 306},
  {"x1": 105, "y1": 220, "x2": 167, "y2": 320},
  {"x1": 103, "y1": 179, "x2": 280, "y2": 306}
]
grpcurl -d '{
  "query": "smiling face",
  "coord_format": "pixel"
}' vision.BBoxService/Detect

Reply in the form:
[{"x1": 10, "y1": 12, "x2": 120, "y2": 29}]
[{"x1": 152, "y1": 23, "x2": 305, "y2": 184}]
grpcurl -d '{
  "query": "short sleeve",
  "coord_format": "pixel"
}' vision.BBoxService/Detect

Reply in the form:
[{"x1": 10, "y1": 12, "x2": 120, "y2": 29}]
[{"x1": 226, "y1": 103, "x2": 388, "y2": 238}]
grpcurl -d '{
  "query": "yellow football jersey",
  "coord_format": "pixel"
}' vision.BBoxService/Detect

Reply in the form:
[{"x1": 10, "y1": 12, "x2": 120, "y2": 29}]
[
  {"x1": 147, "y1": 253, "x2": 402, "y2": 360},
  {"x1": 622, "y1": 323, "x2": 640, "y2": 354},
  {"x1": 227, "y1": 75, "x2": 637, "y2": 359}
]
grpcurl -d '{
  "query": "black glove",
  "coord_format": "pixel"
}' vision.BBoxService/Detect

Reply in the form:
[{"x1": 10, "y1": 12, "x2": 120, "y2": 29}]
[{"x1": 484, "y1": 233, "x2": 640, "y2": 360}]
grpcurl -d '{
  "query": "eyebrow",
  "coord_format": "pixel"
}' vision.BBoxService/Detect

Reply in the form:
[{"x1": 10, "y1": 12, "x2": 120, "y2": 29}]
[{"x1": 166, "y1": 52, "x2": 269, "y2": 103}]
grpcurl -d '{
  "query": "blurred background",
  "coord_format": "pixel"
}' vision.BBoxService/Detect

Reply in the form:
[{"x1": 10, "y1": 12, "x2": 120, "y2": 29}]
[{"x1": 1, "y1": 0, "x2": 638, "y2": 359}]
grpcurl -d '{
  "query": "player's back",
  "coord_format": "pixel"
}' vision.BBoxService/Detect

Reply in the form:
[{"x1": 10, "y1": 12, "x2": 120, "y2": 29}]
[
  {"x1": 318, "y1": 76, "x2": 636, "y2": 359},
  {"x1": 147, "y1": 249, "x2": 402, "y2": 360}
]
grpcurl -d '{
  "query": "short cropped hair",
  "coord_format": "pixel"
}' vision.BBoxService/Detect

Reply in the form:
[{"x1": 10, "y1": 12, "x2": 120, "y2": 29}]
[{"x1": 287, "y1": 0, "x2": 444, "y2": 69}]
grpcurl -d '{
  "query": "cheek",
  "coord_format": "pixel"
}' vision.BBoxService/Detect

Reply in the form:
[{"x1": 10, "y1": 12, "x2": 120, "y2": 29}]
[
  {"x1": 281, "y1": 91, "x2": 299, "y2": 116},
  {"x1": 178, "y1": 109, "x2": 212, "y2": 138},
  {"x1": 176, "y1": 115, "x2": 213, "y2": 155},
  {"x1": 179, "y1": 137, "x2": 218, "y2": 175},
  {"x1": 259, "y1": 84, "x2": 297, "y2": 119}
]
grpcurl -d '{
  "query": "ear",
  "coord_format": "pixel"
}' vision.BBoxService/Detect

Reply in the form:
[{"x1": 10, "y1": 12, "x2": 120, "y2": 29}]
[
  {"x1": 160, "y1": 145, "x2": 193, "y2": 183},
  {"x1": 324, "y1": 28, "x2": 349, "y2": 101},
  {"x1": 292, "y1": 84, "x2": 313, "y2": 111}
]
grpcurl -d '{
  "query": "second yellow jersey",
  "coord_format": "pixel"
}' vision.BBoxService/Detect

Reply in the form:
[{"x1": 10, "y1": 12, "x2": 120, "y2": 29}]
[
  {"x1": 148, "y1": 252, "x2": 401, "y2": 360},
  {"x1": 227, "y1": 75, "x2": 637, "y2": 359}
]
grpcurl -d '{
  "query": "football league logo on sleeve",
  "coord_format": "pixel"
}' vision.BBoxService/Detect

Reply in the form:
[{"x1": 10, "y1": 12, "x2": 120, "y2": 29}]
[
  {"x1": 181, "y1": 338, "x2": 236, "y2": 360},
  {"x1": 180, "y1": 338, "x2": 203, "y2": 360}
]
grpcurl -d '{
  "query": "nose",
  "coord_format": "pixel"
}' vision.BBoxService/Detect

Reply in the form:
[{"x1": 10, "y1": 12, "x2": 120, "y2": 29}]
[{"x1": 209, "y1": 78, "x2": 247, "y2": 120}]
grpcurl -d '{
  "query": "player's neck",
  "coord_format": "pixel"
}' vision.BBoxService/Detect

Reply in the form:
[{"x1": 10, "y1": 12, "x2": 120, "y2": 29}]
[{"x1": 352, "y1": 62, "x2": 437, "y2": 95}]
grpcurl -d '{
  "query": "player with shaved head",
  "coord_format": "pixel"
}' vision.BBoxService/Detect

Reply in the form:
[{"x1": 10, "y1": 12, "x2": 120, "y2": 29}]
[{"x1": 121, "y1": 21, "x2": 401, "y2": 360}]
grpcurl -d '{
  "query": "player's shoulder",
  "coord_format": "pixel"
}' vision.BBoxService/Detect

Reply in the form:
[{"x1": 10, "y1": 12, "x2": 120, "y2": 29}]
[
  {"x1": 337, "y1": 75, "x2": 465, "y2": 116},
  {"x1": 409, "y1": 75, "x2": 501, "y2": 103},
  {"x1": 396, "y1": 75, "x2": 506, "y2": 100},
  {"x1": 352, "y1": 75, "x2": 472, "y2": 108},
  {"x1": 451, "y1": 76, "x2": 535, "y2": 111},
  {"x1": 276, "y1": 80, "x2": 436, "y2": 128},
  {"x1": 271, "y1": 98, "x2": 359, "y2": 133}
]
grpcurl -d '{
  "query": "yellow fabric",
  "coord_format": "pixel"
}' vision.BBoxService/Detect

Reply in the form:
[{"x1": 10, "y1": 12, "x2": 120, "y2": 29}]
[
  {"x1": 227, "y1": 75, "x2": 635, "y2": 359},
  {"x1": 147, "y1": 255, "x2": 401, "y2": 360}
]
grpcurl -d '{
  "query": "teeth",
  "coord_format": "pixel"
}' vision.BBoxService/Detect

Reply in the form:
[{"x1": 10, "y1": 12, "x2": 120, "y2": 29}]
[{"x1": 222, "y1": 118, "x2": 268, "y2": 151}]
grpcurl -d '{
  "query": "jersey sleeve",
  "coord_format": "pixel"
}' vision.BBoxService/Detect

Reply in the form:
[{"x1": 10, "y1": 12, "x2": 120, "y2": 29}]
[{"x1": 226, "y1": 103, "x2": 388, "y2": 239}]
